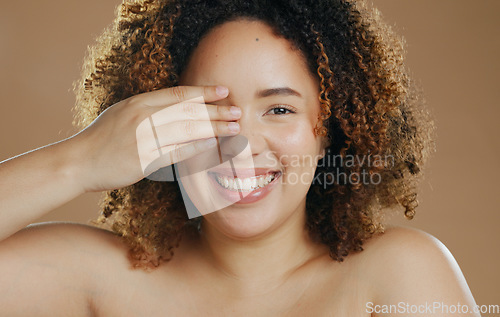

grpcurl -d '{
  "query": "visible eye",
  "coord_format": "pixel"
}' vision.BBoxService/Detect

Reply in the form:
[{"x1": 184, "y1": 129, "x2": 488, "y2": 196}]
[{"x1": 265, "y1": 105, "x2": 296, "y2": 115}]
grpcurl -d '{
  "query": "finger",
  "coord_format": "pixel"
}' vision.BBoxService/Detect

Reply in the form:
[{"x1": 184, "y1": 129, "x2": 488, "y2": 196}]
[
  {"x1": 154, "y1": 120, "x2": 240, "y2": 147},
  {"x1": 169, "y1": 138, "x2": 219, "y2": 165},
  {"x1": 134, "y1": 85, "x2": 229, "y2": 108},
  {"x1": 149, "y1": 103, "x2": 241, "y2": 126},
  {"x1": 143, "y1": 138, "x2": 219, "y2": 175}
]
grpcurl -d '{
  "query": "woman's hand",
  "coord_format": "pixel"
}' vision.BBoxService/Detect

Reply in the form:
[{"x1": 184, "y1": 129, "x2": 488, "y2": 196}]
[
  {"x1": 0, "y1": 85, "x2": 239, "y2": 239},
  {"x1": 70, "y1": 85, "x2": 241, "y2": 193}
]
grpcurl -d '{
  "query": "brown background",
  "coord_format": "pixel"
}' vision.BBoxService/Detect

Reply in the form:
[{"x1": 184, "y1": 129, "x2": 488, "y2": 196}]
[{"x1": 0, "y1": 0, "x2": 498, "y2": 312}]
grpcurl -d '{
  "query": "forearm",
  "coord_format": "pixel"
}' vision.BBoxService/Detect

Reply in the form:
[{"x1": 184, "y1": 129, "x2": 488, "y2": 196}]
[
  {"x1": 0, "y1": 86, "x2": 233, "y2": 242},
  {"x1": 0, "y1": 137, "x2": 86, "y2": 241}
]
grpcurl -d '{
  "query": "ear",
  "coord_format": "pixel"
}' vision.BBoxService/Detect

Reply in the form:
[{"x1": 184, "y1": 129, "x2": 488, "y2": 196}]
[
  {"x1": 318, "y1": 136, "x2": 331, "y2": 161},
  {"x1": 322, "y1": 136, "x2": 331, "y2": 149}
]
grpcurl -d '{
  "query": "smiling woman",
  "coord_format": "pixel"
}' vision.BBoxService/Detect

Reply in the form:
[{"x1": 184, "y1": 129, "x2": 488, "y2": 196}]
[
  {"x1": 0, "y1": 0, "x2": 481, "y2": 316},
  {"x1": 176, "y1": 19, "x2": 327, "y2": 239},
  {"x1": 79, "y1": 0, "x2": 429, "y2": 269}
]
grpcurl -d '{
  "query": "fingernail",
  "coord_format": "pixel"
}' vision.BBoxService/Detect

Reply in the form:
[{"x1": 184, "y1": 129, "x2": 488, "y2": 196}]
[
  {"x1": 216, "y1": 86, "x2": 229, "y2": 97},
  {"x1": 228, "y1": 122, "x2": 240, "y2": 133},
  {"x1": 205, "y1": 138, "x2": 218, "y2": 147},
  {"x1": 230, "y1": 106, "x2": 241, "y2": 117}
]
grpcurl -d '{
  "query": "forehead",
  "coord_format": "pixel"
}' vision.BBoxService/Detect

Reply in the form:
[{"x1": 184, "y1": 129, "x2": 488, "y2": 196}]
[{"x1": 179, "y1": 19, "x2": 318, "y2": 92}]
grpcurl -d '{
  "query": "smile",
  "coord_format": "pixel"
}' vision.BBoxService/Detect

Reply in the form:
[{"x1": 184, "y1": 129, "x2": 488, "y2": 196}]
[
  {"x1": 213, "y1": 171, "x2": 279, "y2": 192},
  {"x1": 206, "y1": 169, "x2": 282, "y2": 204}
]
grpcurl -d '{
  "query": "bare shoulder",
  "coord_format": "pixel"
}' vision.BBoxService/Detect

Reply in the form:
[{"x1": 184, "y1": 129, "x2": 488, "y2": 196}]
[
  {"x1": 359, "y1": 226, "x2": 462, "y2": 287},
  {"x1": 1, "y1": 221, "x2": 135, "y2": 284},
  {"x1": 2, "y1": 221, "x2": 129, "y2": 264},
  {"x1": 357, "y1": 226, "x2": 479, "y2": 316},
  {"x1": 361, "y1": 225, "x2": 450, "y2": 261},
  {"x1": 0, "y1": 221, "x2": 131, "y2": 316}
]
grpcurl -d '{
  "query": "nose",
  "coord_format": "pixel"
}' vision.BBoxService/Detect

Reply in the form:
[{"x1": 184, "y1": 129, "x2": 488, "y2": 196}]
[{"x1": 219, "y1": 113, "x2": 265, "y2": 162}]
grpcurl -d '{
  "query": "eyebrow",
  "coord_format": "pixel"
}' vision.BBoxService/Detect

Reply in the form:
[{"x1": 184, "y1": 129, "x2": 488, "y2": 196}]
[{"x1": 255, "y1": 87, "x2": 302, "y2": 98}]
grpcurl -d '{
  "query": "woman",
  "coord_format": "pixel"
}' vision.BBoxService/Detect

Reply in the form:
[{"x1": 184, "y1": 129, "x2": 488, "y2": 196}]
[{"x1": 0, "y1": 0, "x2": 479, "y2": 316}]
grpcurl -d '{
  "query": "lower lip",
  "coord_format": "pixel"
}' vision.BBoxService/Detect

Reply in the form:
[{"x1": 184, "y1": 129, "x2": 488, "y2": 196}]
[{"x1": 207, "y1": 172, "x2": 281, "y2": 204}]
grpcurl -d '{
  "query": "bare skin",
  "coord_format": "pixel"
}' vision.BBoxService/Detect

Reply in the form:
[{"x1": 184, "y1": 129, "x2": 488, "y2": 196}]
[
  {"x1": 0, "y1": 20, "x2": 478, "y2": 317},
  {"x1": 0, "y1": 223, "x2": 477, "y2": 316}
]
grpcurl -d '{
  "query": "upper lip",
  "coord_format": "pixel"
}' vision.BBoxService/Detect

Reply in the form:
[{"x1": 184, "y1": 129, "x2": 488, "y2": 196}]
[{"x1": 208, "y1": 168, "x2": 281, "y2": 179}]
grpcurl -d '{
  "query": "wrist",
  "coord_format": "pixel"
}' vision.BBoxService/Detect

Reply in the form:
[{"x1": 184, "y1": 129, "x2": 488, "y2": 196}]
[{"x1": 55, "y1": 135, "x2": 92, "y2": 195}]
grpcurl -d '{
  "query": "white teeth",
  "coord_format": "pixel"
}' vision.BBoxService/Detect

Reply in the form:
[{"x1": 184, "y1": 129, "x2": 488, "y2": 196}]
[
  {"x1": 243, "y1": 178, "x2": 251, "y2": 190},
  {"x1": 251, "y1": 178, "x2": 257, "y2": 189},
  {"x1": 214, "y1": 172, "x2": 277, "y2": 191}
]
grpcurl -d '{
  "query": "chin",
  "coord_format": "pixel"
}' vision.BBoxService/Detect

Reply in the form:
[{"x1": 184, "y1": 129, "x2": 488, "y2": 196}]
[{"x1": 203, "y1": 205, "x2": 283, "y2": 240}]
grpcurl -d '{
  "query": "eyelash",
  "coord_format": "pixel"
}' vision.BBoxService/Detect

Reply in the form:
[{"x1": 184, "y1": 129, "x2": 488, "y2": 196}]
[{"x1": 266, "y1": 104, "x2": 296, "y2": 115}]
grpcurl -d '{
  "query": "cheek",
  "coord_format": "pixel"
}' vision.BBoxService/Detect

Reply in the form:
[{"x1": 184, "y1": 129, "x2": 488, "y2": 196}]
[{"x1": 269, "y1": 120, "x2": 320, "y2": 168}]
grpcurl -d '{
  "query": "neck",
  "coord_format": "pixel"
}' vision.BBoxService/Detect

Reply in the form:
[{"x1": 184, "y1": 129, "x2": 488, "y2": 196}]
[{"x1": 194, "y1": 202, "x2": 328, "y2": 295}]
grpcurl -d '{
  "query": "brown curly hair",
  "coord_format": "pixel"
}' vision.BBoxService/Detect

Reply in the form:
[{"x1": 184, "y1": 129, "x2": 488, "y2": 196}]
[{"x1": 74, "y1": 0, "x2": 435, "y2": 270}]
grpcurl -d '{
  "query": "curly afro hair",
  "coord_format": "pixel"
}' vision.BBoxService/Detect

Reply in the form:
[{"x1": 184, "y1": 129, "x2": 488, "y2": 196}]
[{"x1": 74, "y1": 0, "x2": 435, "y2": 270}]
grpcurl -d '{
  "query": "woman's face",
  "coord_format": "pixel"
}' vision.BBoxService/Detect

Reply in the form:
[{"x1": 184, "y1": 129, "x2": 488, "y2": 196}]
[{"x1": 178, "y1": 19, "x2": 326, "y2": 239}]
